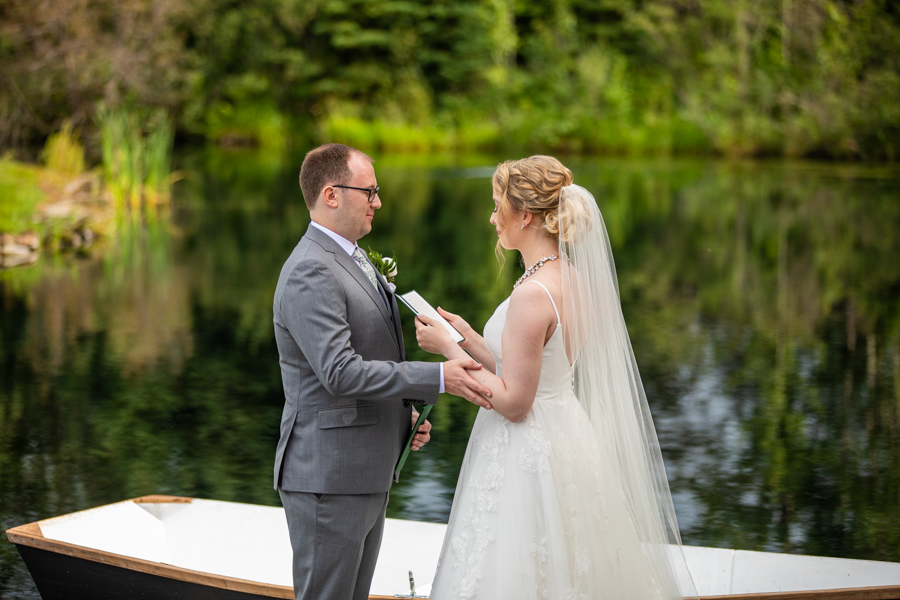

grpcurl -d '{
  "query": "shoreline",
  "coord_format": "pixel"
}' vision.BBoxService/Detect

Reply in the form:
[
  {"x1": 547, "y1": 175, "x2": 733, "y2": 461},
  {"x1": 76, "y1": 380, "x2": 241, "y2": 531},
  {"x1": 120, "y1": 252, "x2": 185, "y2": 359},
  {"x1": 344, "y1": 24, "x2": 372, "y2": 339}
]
[{"x1": 0, "y1": 160, "x2": 113, "y2": 270}]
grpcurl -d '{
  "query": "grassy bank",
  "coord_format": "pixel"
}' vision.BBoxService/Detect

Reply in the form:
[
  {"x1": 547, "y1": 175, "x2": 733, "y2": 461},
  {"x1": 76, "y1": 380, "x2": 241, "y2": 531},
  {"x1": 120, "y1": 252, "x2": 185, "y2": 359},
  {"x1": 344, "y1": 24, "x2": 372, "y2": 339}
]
[
  {"x1": 0, "y1": 152, "x2": 113, "y2": 265},
  {"x1": 0, "y1": 110, "x2": 176, "y2": 269},
  {"x1": 0, "y1": 159, "x2": 44, "y2": 234},
  {"x1": 320, "y1": 110, "x2": 713, "y2": 156}
]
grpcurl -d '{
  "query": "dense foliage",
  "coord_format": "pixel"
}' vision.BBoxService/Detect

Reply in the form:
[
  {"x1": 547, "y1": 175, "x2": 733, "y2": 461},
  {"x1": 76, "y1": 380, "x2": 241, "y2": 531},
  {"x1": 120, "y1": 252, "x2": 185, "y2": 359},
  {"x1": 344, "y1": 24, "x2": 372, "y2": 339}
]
[{"x1": 1, "y1": 0, "x2": 898, "y2": 158}]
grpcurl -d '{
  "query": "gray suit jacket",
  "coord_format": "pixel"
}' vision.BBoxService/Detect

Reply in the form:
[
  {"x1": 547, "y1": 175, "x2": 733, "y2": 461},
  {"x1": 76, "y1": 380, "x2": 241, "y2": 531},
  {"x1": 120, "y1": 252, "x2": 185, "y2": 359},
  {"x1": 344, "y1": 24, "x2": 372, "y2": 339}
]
[{"x1": 273, "y1": 224, "x2": 440, "y2": 494}]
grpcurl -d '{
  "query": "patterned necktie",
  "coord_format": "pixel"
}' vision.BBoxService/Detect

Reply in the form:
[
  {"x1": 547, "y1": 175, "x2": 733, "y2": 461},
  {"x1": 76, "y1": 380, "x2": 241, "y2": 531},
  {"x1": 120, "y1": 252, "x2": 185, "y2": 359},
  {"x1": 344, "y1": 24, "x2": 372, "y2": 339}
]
[{"x1": 352, "y1": 247, "x2": 379, "y2": 290}]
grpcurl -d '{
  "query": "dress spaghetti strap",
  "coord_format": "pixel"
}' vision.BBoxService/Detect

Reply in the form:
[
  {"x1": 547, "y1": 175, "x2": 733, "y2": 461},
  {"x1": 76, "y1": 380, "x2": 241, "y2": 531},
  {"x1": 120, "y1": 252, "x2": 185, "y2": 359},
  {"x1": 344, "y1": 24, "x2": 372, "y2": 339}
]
[{"x1": 528, "y1": 280, "x2": 560, "y2": 327}]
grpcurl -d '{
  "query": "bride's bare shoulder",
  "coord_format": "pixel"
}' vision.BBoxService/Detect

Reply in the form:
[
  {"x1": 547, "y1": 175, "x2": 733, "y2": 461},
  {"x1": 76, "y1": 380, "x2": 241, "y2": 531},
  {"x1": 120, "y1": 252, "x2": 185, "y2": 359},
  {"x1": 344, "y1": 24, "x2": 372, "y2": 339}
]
[
  {"x1": 509, "y1": 275, "x2": 561, "y2": 321},
  {"x1": 517, "y1": 268, "x2": 562, "y2": 299}
]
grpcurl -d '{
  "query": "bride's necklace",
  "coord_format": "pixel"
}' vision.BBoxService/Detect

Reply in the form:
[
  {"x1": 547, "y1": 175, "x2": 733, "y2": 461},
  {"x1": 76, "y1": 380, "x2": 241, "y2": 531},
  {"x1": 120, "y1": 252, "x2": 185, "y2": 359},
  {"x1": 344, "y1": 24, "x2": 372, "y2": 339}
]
[{"x1": 514, "y1": 255, "x2": 558, "y2": 289}]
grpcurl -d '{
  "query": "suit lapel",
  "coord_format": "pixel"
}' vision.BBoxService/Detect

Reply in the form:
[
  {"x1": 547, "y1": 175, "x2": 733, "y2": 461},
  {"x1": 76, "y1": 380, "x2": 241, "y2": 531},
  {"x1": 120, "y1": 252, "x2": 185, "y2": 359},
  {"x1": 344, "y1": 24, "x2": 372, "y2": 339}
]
[
  {"x1": 305, "y1": 226, "x2": 399, "y2": 350},
  {"x1": 373, "y1": 269, "x2": 405, "y2": 358},
  {"x1": 373, "y1": 268, "x2": 392, "y2": 308}
]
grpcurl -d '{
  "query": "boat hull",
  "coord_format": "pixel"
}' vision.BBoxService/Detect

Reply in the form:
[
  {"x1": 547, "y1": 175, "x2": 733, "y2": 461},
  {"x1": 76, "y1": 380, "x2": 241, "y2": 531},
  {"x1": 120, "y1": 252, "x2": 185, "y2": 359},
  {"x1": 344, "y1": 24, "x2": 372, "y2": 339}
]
[{"x1": 15, "y1": 544, "x2": 270, "y2": 600}]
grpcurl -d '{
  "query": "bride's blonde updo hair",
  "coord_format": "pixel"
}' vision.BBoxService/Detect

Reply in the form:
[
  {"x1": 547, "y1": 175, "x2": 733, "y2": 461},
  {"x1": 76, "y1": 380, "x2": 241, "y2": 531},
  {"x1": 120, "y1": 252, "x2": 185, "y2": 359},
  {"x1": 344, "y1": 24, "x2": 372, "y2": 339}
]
[{"x1": 492, "y1": 155, "x2": 591, "y2": 247}]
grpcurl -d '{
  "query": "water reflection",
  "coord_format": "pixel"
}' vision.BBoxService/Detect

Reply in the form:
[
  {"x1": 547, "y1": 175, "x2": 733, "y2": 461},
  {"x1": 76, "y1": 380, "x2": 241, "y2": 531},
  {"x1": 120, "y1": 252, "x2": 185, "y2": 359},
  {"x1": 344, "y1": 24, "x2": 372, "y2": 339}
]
[{"x1": 1, "y1": 152, "x2": 898, "y2": 597}]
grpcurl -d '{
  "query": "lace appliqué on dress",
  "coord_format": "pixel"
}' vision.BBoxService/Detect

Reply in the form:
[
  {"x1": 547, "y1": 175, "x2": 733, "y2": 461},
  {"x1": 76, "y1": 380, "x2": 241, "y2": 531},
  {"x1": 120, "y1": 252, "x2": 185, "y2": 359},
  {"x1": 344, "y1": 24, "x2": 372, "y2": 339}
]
[
  {"x1": 517, "y1": 412, "x2": 552, "y2": 473},
  {"x1": 449, "y1": 418, "x2": 509, "y2": 598},
  {"x1": 524, "y1": 536, "x2": 549, "y2": 600}
]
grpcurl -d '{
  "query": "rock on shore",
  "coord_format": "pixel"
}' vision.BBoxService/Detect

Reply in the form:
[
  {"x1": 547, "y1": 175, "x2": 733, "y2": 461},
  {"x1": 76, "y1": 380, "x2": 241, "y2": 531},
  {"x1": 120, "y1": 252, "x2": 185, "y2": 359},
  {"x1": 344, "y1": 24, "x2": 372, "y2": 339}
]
[{"x1": 0, "y1": 232, "x2": 40, "y2": 267}]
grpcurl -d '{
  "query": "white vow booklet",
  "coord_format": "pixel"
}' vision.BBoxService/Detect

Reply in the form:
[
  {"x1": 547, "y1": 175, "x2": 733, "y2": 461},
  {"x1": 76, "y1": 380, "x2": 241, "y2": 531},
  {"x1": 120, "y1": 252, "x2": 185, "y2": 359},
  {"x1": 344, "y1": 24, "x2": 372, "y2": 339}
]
[{"x1": 397, "y1": 290, "x2": 465, "y2": 344}]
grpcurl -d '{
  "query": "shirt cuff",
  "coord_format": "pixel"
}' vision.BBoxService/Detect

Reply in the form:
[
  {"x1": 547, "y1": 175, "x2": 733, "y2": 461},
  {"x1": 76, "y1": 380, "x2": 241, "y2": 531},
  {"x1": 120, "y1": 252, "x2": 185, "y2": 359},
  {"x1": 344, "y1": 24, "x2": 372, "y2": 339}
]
[{"x1": 439, "y1": 363, "x2": 445, "y2": 394}]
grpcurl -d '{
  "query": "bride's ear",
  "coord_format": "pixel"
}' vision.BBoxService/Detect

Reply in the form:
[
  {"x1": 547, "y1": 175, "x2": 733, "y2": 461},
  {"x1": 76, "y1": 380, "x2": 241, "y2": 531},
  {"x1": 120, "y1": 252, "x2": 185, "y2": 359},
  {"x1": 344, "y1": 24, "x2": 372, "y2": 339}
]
[{"x1": 521, "y1": 212, "x2": 534, "y2": 230}]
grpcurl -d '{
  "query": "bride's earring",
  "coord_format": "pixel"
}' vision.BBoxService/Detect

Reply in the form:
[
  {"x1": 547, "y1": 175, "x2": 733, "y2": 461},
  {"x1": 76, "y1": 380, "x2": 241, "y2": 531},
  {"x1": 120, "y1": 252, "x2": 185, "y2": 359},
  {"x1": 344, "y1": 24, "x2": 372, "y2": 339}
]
[{"x1": 520, "y1": 223, "x2": 525, "y2": 230}]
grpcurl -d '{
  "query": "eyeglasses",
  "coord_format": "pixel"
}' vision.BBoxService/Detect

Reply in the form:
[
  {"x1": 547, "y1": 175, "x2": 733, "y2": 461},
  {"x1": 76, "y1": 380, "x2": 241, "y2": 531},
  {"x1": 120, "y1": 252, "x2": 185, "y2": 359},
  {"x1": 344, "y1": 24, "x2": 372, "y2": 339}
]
[{"x1": 333, "y1": 185, "x2": 380, "y2": 203}]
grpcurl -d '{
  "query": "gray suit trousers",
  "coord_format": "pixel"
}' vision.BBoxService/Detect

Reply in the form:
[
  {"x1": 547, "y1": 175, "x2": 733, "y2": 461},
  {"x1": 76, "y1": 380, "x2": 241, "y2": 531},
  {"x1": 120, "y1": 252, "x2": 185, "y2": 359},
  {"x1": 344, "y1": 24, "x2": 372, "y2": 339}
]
[{"x1": 280, "y1": 489, "x2": 389, "y2": 600}]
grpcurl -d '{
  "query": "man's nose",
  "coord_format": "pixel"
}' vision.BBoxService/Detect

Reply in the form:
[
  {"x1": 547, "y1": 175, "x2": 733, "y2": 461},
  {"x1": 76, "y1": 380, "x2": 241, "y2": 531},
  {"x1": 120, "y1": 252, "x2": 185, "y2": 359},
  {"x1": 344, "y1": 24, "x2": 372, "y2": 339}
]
[{"x1": 371, "y1": 192, "x2": 382, "y2": 208}]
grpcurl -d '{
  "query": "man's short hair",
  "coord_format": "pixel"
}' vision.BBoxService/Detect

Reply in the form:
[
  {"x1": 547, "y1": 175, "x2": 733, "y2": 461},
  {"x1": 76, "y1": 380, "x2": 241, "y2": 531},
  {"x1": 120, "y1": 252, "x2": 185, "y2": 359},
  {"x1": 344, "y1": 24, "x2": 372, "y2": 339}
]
[{"x1": 299, "y1": 143, "x2": 373, "y2": 210}]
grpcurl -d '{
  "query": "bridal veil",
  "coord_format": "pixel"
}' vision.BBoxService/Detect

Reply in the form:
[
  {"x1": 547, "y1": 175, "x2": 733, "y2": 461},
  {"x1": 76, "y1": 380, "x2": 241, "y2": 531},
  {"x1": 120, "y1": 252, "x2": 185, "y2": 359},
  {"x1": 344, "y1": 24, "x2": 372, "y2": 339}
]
[{"x1": 558, "y1": 184, "x2": 698, "y2": 599}]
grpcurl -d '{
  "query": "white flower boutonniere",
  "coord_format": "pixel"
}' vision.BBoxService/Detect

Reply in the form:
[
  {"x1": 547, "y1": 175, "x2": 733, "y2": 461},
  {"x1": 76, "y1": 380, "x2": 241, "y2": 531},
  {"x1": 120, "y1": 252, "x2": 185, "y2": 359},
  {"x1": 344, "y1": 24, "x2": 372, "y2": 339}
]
[{"x1": 367, "y1": 247, "x2": 398, "y2": 293}]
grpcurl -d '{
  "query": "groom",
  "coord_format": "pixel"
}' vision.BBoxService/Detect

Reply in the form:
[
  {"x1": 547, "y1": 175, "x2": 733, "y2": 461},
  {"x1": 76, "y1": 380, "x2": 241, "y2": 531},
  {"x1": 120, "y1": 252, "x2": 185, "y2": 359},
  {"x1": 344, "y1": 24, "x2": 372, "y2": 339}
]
[{"x1": 273, "y1": 143, "x2": 491, "y2": 600}]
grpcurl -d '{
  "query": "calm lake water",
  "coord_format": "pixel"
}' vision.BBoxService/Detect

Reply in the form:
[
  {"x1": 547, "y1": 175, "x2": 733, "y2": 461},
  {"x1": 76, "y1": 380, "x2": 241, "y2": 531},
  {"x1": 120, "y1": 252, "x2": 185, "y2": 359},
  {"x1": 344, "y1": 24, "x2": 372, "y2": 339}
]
[{"x1": 1, "y1": 150, "x2": 898, "y2": 597}]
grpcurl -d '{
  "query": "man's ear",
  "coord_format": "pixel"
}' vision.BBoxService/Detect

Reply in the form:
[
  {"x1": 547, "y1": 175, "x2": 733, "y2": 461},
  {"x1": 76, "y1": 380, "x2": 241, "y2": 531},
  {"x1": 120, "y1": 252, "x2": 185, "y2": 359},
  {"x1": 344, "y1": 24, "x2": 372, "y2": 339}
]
[{"x1": 321, "y1": 185, "x2": 339, "y2": 209}]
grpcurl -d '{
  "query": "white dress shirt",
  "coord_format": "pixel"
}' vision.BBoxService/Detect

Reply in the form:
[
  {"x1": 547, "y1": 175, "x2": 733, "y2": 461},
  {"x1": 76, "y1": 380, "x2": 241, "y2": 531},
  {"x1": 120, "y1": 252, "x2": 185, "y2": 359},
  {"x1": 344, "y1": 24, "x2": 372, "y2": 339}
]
[{"x1": 309, "y1": 220, "x2": 445, "y2": 393}]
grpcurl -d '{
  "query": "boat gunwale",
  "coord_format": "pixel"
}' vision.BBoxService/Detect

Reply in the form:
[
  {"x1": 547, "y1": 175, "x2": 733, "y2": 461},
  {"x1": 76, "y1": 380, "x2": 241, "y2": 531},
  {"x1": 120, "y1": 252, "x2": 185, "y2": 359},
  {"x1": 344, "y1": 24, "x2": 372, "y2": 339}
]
[
  {"x1": 698, "y1": 588, "x2": 900, "y2": 600},
  {"x1": 5, "y1": 495, "x2": 900, "y2": 600}
]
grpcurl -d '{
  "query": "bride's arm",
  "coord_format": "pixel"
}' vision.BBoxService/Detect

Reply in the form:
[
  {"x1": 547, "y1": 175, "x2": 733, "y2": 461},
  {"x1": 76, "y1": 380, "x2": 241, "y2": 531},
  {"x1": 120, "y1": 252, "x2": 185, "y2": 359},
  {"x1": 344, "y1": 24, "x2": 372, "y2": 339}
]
[
  {"x1": 459, "y1": 285, "x2": 552, "y2": 423},
  {"x1": 417, "y1": 285, "x2": 554, "y2": 423}
]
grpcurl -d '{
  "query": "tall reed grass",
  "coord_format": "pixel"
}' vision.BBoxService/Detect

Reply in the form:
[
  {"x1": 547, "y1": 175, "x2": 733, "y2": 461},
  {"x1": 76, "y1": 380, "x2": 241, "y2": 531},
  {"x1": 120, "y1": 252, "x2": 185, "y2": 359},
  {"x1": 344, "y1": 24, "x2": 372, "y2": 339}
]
[
  {"x1": 144, "y1": 110, "x2": 175, "y2": 206},
  {"x1": 96, "y1": 105, "x2": 174, "y2": 210}
]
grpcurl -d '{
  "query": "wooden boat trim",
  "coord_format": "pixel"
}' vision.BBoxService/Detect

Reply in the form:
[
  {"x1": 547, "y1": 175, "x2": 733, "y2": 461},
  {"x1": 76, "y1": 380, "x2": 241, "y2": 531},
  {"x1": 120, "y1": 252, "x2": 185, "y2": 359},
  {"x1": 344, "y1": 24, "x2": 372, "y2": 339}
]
[
  {"x1": 130, "y1": 494, "x2": 193, "y2": 504},
  {"x1": 6, "y1": 495, "x2": 900, "y2": 600},
  {"x1": 698, "y1": 587, "x2": 900, "y2": 600}
]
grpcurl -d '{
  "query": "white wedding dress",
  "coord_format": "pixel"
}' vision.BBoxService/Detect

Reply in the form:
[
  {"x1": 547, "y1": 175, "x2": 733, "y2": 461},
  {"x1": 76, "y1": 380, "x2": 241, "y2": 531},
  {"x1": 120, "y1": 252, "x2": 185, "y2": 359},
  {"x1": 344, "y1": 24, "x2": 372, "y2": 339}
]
[{"x1": 429, "y1": 281, "x2": 685, "y2": 600}]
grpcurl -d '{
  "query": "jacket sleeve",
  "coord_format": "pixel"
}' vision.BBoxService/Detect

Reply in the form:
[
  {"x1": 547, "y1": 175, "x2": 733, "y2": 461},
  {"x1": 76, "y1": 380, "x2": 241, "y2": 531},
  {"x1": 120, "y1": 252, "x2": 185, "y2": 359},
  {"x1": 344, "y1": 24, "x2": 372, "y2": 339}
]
[{"x1": 280, "y1": 257, "x2": 440, "y2": 404}]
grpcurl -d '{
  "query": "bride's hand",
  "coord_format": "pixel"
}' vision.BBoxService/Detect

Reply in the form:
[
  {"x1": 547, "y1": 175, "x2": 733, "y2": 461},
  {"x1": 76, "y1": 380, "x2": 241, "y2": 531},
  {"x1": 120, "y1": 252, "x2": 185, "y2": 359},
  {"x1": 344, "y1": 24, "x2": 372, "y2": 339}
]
[
  {"x1": 415, "y1": 314, "x2": 457, "y2": 356},
  {"x1": 436, "y1": 307, "x2": 476, "y2": 348}
]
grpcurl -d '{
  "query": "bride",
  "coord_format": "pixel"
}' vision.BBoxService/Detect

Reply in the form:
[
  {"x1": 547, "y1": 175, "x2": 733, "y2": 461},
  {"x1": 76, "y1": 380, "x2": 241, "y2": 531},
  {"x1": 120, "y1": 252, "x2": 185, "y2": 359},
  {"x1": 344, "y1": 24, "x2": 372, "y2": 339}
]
[{"x1": 415, "y1": 156, "x2": 697, "y2": 599}]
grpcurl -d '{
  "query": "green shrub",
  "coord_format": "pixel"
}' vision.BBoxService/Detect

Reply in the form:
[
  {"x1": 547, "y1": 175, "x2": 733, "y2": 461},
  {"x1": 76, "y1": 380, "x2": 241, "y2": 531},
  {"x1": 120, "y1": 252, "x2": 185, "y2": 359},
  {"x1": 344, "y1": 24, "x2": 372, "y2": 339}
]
[
  {"x1": 41, "y1": 121, "x2": 85, "y2": 175},
  {"x1": 205, "y1": 102, "x2": 286, "y2": 149}
]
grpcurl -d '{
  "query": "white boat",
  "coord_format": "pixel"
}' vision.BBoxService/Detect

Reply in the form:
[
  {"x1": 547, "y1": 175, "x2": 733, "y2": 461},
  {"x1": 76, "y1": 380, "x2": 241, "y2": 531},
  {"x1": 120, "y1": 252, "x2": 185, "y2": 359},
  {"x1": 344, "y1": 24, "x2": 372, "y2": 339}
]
[{"x1": 6, "y1": 495, "x2": 900, "y2": 599}]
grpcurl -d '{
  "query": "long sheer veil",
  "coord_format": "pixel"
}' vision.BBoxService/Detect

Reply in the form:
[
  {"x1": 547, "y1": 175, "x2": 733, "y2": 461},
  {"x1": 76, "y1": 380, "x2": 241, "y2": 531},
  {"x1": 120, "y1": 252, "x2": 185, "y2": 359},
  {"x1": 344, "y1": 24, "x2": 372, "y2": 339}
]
[{"x1": 558, "y1": 184, "x2": 698, "y2": 599}]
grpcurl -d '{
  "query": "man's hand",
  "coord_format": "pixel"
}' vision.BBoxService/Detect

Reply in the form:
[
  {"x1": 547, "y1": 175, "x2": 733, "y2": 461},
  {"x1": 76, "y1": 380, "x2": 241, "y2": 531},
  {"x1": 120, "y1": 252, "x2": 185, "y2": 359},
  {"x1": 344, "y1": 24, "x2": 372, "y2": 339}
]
[
  {"x1": 444, "y1": 358, "x2": 493, "y2": 409},
  {"x1": 410, "y1": 411, "x2": 432, "y2": 451}
]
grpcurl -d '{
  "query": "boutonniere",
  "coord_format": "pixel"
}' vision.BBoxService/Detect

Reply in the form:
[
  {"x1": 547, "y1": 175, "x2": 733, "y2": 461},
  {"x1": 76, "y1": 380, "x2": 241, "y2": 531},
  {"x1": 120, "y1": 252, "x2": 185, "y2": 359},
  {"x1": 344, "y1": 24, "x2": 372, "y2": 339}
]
[{"x1": 367, "y1": 247, "x2": 398, "y2": 293}]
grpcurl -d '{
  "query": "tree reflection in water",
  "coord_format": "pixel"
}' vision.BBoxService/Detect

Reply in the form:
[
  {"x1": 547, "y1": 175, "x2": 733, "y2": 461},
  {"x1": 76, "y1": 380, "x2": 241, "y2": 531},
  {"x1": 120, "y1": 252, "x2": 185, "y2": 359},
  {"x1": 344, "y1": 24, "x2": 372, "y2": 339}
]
[
  {"x1": 589, "y1": 162, "x2": 900, "y2": 560},
  {"x1": 1, "y1": 154, "x2": 898, "y2": 598}
]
